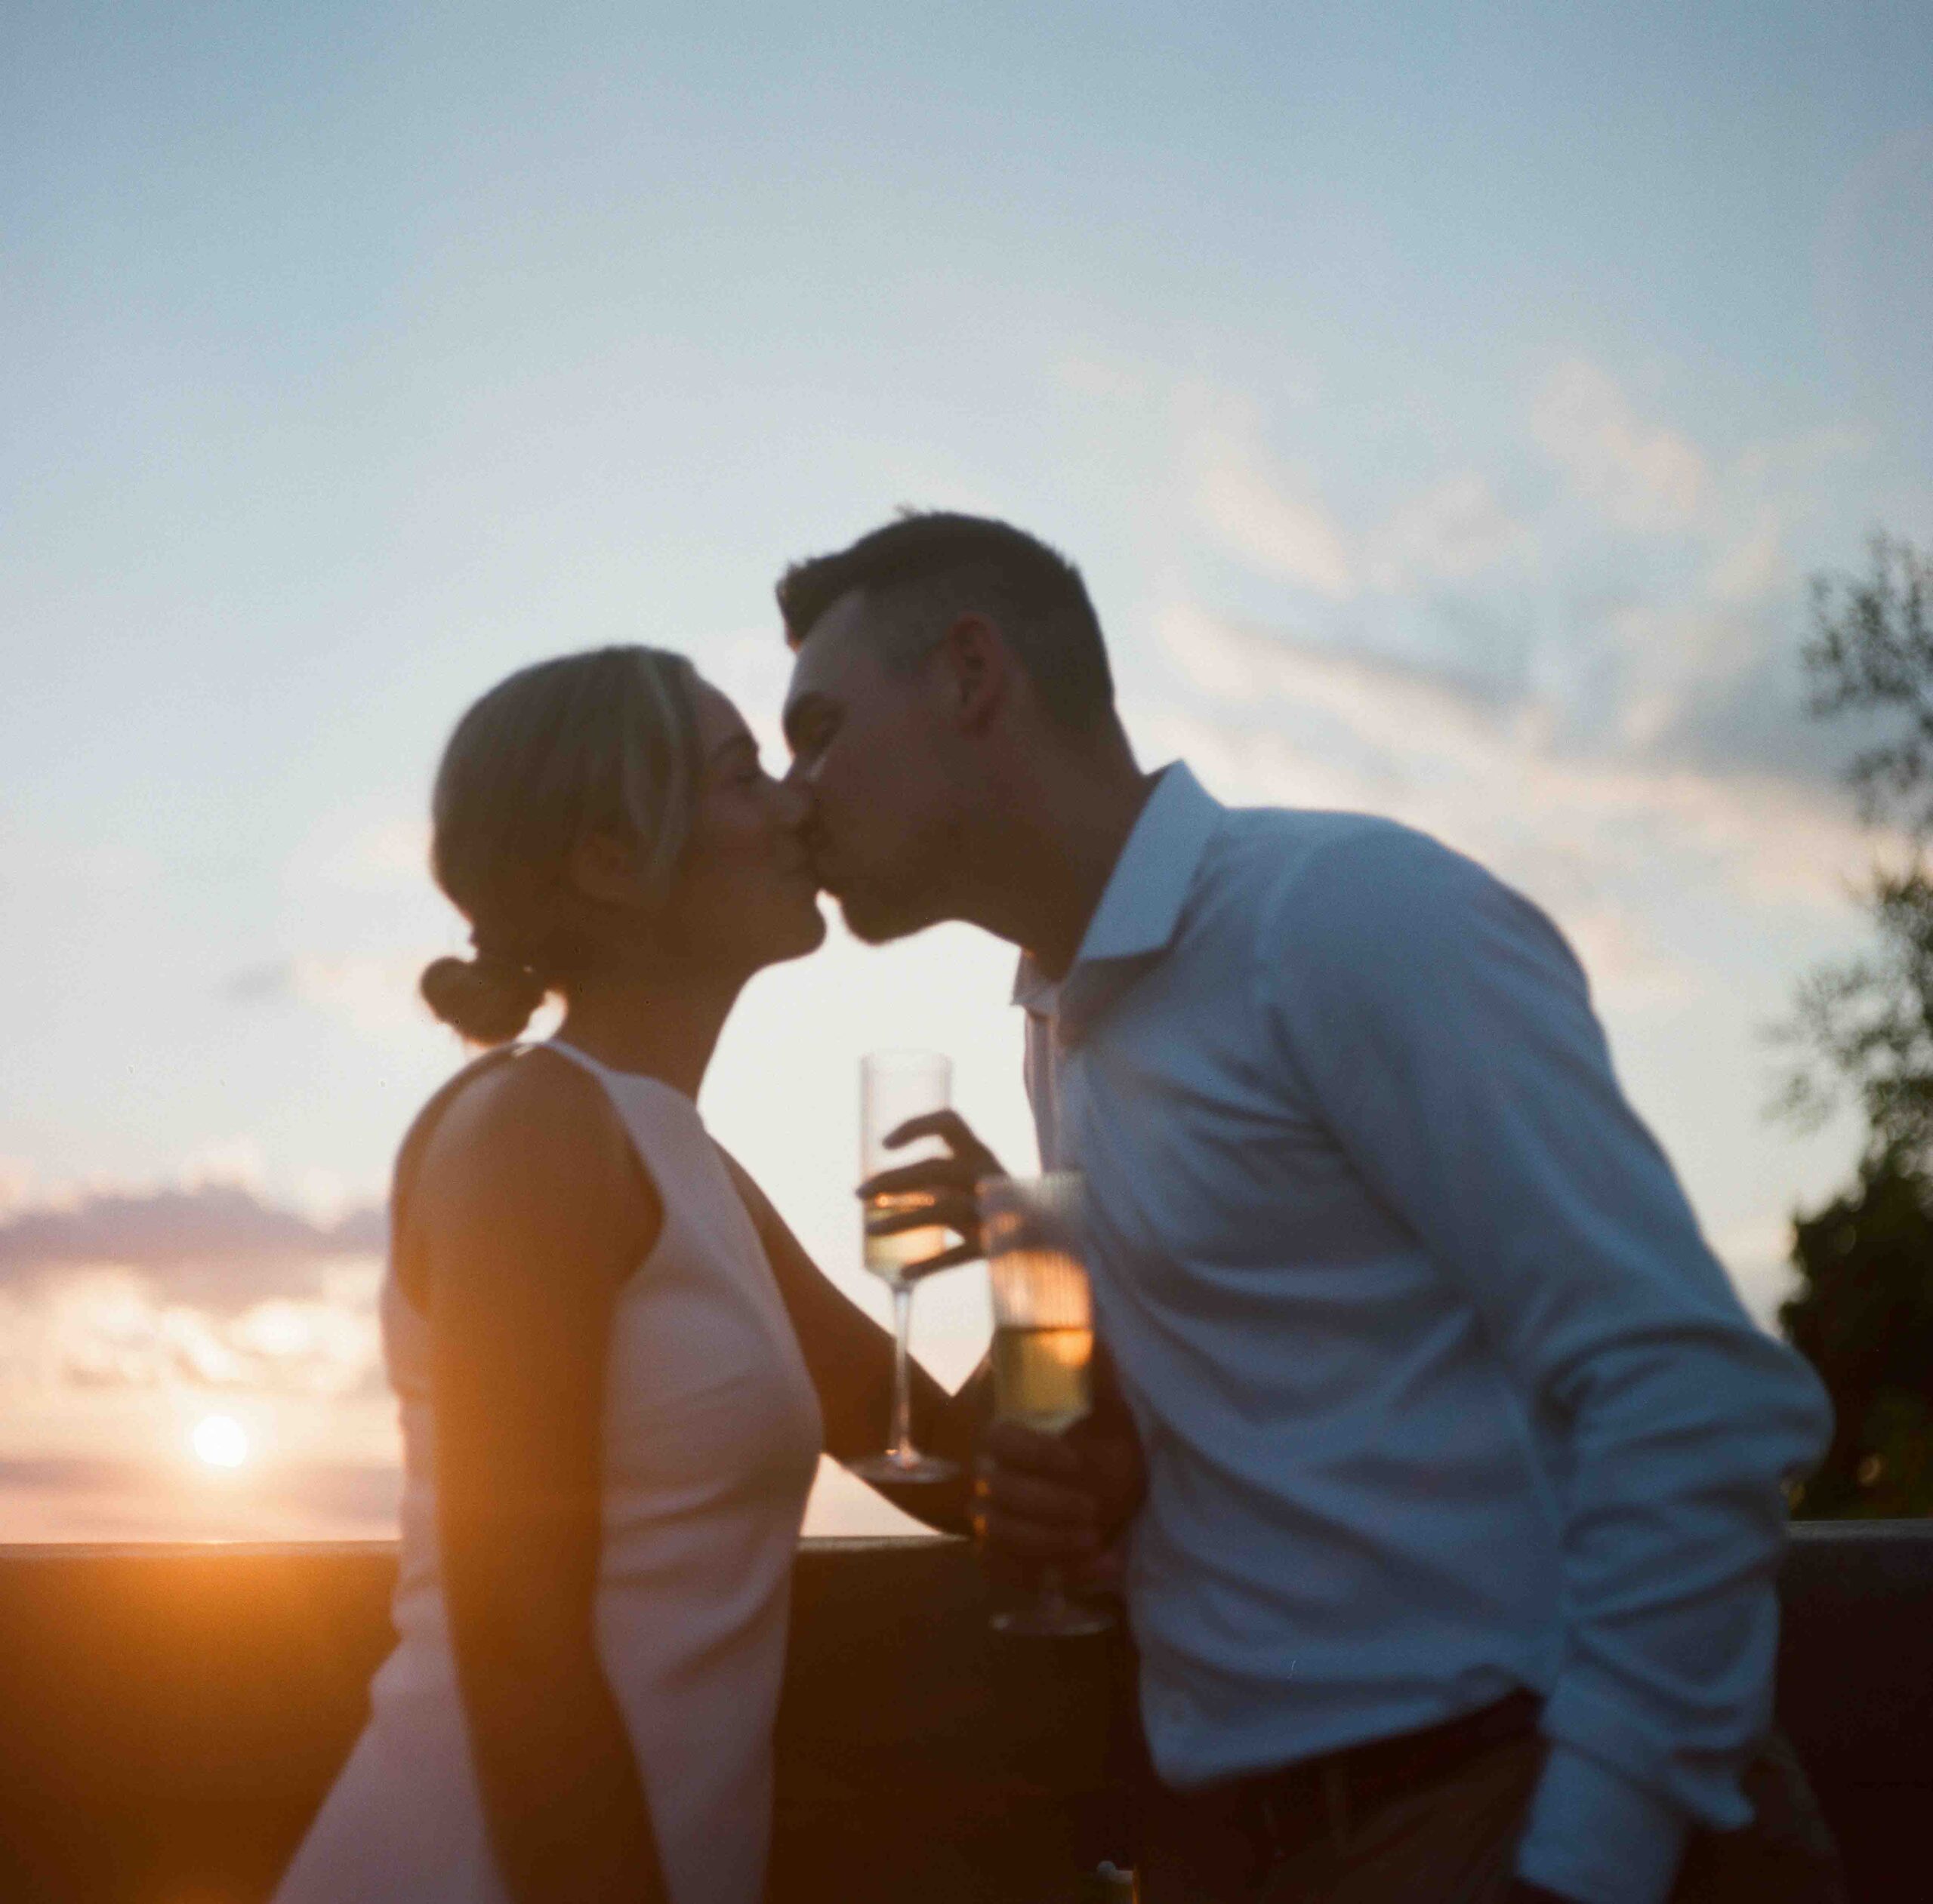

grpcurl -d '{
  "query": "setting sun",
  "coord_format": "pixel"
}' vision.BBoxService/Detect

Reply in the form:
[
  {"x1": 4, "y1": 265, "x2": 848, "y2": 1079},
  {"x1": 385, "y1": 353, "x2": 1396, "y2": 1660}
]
[{"x1": 191, "y1": 1415, "x2": 251, "y2": 1470}]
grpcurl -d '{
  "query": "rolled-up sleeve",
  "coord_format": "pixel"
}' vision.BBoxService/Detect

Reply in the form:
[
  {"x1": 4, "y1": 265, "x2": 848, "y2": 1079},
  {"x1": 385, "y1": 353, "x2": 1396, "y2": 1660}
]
[{"x1": 1259, "y1": 829, "x2": 1832, "y2": 1904}]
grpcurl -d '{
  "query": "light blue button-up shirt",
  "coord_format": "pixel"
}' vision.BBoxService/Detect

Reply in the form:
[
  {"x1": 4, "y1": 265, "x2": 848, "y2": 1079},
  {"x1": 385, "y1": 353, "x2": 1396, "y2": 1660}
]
[{"x1": 1013, "y1": 764, "x2": 1831, "y2": 1904}]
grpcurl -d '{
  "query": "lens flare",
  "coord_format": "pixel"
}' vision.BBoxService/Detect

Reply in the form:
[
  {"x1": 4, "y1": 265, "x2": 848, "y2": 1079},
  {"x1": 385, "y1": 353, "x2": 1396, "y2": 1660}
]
[{"x1": 191, "y1": 1414, "x2": 250, "y2": 1469}]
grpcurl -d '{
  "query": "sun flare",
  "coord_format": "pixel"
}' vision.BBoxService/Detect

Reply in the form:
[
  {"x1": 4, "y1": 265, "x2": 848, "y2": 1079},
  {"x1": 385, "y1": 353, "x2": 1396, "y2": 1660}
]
[{"x1": 190, "y1": 1414, "x2": 251, "y2": 1470}]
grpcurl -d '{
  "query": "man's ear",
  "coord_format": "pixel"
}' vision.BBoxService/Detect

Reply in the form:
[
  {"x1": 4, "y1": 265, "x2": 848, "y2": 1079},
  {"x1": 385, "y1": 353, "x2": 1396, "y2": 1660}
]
[
  {"x1": 936, "y1": 612, "x2": 1010, "y2": 733},
  {"x1": 568, "y1": 829, "x2": 650, "y2": 910}
]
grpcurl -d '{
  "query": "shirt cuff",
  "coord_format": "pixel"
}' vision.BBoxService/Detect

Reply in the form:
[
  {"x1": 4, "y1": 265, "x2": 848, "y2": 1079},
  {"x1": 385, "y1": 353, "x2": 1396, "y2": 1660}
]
[{"x1": 1514, "y1": 1742, "x2": 1690, "y2": 1904}]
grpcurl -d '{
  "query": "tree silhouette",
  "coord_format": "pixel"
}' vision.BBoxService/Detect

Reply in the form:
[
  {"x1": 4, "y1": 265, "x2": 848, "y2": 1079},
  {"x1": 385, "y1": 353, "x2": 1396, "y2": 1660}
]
[
  {"x1": 1780, "y1": 535, "x2": 1933, "y2": 1517},
  {"x1": 1783, "y1": 1156, "x2": 1933, "y2": 1517}
]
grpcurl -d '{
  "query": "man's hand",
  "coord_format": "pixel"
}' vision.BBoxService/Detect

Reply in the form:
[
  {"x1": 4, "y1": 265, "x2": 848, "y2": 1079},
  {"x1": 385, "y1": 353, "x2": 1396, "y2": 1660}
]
[
  {"x1": 974, "y1": 1347, "x2": 1145, "y2": 1591},
  {"x1": 857, "y1": 1110, "x2": 1003, "y2": 1278}
]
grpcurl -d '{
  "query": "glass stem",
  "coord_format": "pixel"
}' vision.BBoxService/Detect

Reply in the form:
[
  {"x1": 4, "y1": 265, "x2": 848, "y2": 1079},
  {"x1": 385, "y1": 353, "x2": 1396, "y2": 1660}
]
[
  {"x1": 890, "y1": 1283, "x2": 915, "y2": 1462},
  {"x1": 1037, "y1": 1563, "x2": 1071, "y2": 1619}
]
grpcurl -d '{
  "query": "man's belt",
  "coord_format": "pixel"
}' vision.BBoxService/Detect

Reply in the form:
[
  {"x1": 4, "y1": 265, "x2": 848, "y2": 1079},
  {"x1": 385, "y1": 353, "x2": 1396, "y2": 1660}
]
[{"x1": 1174, "y1": 1688, "x2": 1543, "y2": 1872}]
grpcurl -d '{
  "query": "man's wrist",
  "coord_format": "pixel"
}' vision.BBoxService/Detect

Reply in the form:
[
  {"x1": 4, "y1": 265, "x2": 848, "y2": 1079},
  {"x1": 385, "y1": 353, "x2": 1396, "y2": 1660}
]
[{"x1": 1516, "y1": 1741, "x2": 1688, "y2": 1904}]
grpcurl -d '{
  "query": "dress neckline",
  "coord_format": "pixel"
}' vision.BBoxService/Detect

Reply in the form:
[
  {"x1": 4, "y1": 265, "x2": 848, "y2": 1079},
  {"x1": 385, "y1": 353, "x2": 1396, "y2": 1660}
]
[{"x1": 541, "y1": 1037, "x2": 701, "y2": 1111}]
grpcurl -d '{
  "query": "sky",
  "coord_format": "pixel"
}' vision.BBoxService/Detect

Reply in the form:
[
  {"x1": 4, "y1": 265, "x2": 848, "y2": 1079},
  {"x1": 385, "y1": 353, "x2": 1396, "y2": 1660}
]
[{"x1": 4, "y1": 2, "x2": 1931, "y2": 1542}]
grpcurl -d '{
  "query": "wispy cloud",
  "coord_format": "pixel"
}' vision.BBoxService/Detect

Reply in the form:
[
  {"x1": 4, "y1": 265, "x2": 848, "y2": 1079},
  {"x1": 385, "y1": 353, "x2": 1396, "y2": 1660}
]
[
  {"x1": 1141, "y1": 588, "x2": 1897, "y2": 1033},
  {"x1": 1531, "y1": 356, "x2": 1709, "y2": 534},
  {"x1": 1373, "y1": 472, "x2": 1536, "y2": 589},
  {"x1": 14, "y1": 1266, "x2": 384, "y2": 1399},
  {"x1": 1155, "y1": 603, "x2": 1879, "y2": 910},
  {"x1": 1192, "y1": 436, "x2": 1357, "y2": 599},
  {"x1": 223, "y1": 952, "x2": 439, "y2": 1033},
  {"x1": 1151, "y1": 349, "x2": 1885, "y2": 821},
  {"x1": 0, "y1": 1181, "x2": 384, "y2": 1308}
]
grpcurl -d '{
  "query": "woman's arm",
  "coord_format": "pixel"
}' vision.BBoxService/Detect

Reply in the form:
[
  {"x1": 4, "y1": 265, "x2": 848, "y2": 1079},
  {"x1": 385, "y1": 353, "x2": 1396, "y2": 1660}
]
[
  {"x1": 717, "y1": 1147, "x2": 990, "y2": 1535},
  {"x1": 407, "y1": 1052, "x2": 667, "y2": 1904}
]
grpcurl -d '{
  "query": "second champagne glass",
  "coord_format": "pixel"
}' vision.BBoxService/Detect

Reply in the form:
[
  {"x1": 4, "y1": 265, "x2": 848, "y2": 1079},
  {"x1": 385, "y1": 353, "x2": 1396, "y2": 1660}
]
[
  {"x1": 849, "y1": 1050, "x2": 957, "y2": 1483},
  {"x1": 982, "y1": 1172, "x2": 1113, "y2": 1637}
]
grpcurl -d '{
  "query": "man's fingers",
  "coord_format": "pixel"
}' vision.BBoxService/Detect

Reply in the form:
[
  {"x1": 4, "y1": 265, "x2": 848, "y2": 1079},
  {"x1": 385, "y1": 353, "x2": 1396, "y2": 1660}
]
[
  {"x1": 883, "y1": 1109, "x2": 1000, "y2": 1172},
  {"x1": 982, "y1": 1419, "x2": 1087, "y2": 1477},
  {"x1": 982, "y1": 1468, "x2": 1099, "y2": 1529},
  {"x1": 866, "y1": 1188, "x2": 978, "y2": 1237},
  {"x1": 858, "y1": 1157, "x2": 982, "y2": 1200},
  {"x1": 859, "y1": 1111, "x2": 1002, "y2": 1282},
  {"x1": 862, "y1": 1185, "x2": 982, "y2": 1279},
  {"x1": 884, "y1": 1108, "x2": 975, "y2": 1151}
]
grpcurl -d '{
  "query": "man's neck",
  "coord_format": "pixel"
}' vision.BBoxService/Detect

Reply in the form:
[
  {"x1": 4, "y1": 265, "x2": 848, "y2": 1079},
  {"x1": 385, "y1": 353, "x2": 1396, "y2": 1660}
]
[{"x1": 963, "y1": 746, "x2": 1159, "y2": 983}]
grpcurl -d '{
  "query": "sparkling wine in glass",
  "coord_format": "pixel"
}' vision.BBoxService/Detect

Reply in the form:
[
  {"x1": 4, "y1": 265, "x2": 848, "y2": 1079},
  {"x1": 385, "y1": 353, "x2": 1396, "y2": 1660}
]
[
  {"x1": 982, "y1": 1172, "x2": 1112, "y2": 1637},
  {"x1": 849, "y1": 1051, "x2": 957, "y2": 1484}
]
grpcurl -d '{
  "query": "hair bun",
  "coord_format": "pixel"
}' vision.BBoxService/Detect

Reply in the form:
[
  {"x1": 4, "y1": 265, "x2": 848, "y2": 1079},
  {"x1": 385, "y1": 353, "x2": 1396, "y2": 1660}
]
[{"x1": 420, "y1": 952, "x2": 547, "y2": 1045}]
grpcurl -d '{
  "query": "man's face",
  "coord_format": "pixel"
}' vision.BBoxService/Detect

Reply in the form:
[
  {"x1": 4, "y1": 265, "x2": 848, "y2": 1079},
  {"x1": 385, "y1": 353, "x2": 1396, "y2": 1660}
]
[{"x1": 782, "y1": 590, "x2": 963, "y2": 944}]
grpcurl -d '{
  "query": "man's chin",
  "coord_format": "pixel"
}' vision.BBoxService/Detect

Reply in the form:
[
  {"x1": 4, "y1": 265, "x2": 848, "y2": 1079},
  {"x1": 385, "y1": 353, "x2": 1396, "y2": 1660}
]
[{"x1": 834, "y1": 886, "x2": 936, "y2": 947}]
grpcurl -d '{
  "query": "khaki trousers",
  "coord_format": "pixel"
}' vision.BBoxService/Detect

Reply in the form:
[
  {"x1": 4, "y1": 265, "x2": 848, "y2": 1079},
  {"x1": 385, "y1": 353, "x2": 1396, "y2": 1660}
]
[{"x1": 1136, "y1": 1730, "x2": 1846, "y2": 1904}]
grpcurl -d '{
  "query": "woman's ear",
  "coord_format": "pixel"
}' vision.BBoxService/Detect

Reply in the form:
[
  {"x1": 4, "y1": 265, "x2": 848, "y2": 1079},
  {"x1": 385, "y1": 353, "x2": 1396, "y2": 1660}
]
[{"x1": 567, "y1": 829, "x2": 651, "y2": 910}]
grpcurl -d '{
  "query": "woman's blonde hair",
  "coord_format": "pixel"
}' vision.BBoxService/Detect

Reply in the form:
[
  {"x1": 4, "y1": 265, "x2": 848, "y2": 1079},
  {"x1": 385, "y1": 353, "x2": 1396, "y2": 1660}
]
[{"x1": 418, "y1": 645, "x2": 703, "y2": 1044}]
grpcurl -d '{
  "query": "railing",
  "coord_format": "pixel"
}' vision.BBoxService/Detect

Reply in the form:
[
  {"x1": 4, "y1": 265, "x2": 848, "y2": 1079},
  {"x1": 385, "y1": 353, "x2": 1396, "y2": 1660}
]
[{"x1": 0, "y1": 1524, "x2": 1927, "y2": 1902}]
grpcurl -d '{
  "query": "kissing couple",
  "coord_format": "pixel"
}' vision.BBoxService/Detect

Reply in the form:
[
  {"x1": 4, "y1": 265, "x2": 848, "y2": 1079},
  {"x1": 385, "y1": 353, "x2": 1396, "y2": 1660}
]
[{"x1": 276, "y1": 513, "x2": 1844, "y2": 1904}]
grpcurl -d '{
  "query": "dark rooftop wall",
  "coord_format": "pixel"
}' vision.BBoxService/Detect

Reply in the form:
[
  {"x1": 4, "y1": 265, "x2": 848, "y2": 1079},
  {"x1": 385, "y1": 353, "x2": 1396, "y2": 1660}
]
[{"x1": 0, "y1": 1526, "x2": 1926, "y2": 1902}]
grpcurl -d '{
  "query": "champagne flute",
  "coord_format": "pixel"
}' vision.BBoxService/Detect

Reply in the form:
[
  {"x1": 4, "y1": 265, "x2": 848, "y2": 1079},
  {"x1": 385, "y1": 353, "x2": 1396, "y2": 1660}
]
[
  {"x1": 849, "y1": 1051, "x2": 958, "y2": 1483},
  {"x1": 981, "y1": 1172, "x2": 1113, "y2": 1637}
]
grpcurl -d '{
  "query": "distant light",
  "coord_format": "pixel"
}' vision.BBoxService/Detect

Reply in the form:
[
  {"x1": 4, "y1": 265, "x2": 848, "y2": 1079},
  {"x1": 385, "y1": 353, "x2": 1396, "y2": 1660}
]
[{"x1": 191, "y1": 1415, "x2": 250, "y2": 1469}]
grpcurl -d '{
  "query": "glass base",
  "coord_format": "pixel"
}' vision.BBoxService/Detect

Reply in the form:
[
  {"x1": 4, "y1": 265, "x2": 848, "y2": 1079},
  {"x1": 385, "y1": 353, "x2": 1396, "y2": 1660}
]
[
  {"x1": 991, "y1": 1600, "x2": 1114, "y2": 1638},
  {"x1": 848, "y1": 1449, "x2": 959, "y2": 1484}
]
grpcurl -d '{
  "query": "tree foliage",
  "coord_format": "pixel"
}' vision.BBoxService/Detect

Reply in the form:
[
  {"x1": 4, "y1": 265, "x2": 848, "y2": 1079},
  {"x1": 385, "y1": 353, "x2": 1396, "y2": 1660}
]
[
  {"x1": 1775, "y1": 865, "x2": 1933, "y2": 1163},
  {"x1": 1780, "y1": 535, "x2": 1933, "y2": 1517},
  {"x1": 1782, "y1": 1154, "x2": 1933, "y2": 1517},
  {"x1": 1802, "y1": 535, "x2": 1933, "y2": 834}
]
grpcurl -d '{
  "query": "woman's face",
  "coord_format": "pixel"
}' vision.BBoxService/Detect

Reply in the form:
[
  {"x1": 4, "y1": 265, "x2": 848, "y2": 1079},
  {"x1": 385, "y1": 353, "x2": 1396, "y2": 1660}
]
[{"x1": 657, "y1": 679, "x2": 826, "y2": 975}]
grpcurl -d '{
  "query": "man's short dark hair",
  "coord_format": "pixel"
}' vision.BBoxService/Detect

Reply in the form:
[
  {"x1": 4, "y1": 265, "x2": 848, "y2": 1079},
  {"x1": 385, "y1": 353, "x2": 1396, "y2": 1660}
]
[{"x1": 776, "y1": 511, "x2": 1117, "y2": 735}]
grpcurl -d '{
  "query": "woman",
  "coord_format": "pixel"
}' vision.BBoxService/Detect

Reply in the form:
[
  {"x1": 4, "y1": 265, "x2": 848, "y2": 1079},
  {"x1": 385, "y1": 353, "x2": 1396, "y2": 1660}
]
[{"x1": 274, "y1": 646, "x2": 986, "y2": 1904}]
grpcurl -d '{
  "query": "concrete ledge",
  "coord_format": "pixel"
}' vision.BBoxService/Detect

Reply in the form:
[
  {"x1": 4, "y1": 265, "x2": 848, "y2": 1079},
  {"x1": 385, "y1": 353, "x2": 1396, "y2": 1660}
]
[{"x1": 0, "y1": 1525, "x2": 1926, "y2": 1902}]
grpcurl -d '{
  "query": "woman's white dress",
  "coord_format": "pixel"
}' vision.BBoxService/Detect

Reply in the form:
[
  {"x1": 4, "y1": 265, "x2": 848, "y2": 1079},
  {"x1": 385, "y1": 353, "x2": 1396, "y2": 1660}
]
[{"x1": 275, "y1": 1040, "x2": 824, "y2": 1904}]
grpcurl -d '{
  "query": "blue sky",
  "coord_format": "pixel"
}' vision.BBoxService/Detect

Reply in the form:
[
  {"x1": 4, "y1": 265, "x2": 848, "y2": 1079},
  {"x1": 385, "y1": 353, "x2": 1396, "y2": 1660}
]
[{"x1": 4, "y1": 2, "x2": 1929, "y2": 1538}]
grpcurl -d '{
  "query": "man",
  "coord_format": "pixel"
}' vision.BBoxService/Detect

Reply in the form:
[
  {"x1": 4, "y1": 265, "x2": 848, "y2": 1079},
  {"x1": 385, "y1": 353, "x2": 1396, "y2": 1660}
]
[{"x1": 776, "y1": 512, "x2": 1841, "y2": 1904}]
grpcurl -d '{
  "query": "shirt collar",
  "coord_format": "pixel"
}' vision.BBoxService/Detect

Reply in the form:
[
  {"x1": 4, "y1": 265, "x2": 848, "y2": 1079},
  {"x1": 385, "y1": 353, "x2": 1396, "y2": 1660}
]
[{"x1": 1011, "y1": 761, "x2": 1222, "y2": 1014}]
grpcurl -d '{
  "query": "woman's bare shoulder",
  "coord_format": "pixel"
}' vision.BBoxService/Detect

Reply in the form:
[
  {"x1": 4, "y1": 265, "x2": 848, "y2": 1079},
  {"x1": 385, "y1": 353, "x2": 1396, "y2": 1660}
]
[{"x1": 399, "y1": 1048, "x2": 659, "y2": 1269}]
